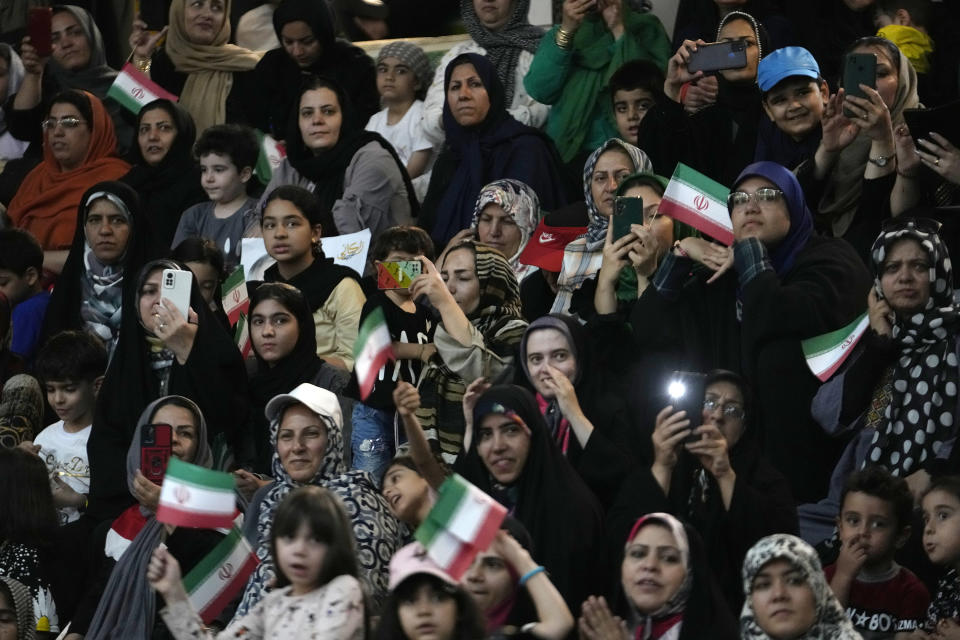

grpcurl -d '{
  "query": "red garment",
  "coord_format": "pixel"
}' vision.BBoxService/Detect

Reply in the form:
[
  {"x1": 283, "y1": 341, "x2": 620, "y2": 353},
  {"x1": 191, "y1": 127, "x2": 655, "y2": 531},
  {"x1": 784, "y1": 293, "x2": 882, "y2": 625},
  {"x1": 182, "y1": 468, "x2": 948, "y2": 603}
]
[
  {"x1": 535, "y1": 393, "x2": 571, "y2": 455},
  {"x1": 8, "y1": 91, "x2": 130, "y2": 250},
  {"x1": 824, "y1": 563, "x2": 930, "y2": 638},
  {"x1": 634, "y1": 613, "x2": 682, "y2": 639}
]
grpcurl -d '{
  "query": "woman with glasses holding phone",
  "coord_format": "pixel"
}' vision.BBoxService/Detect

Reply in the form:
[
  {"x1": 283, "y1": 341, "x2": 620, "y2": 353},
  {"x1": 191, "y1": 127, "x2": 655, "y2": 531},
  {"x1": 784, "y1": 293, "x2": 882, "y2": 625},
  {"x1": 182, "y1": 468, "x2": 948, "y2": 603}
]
[
  {"x1": 608, "y1": 369, "x2": 797, "y2": 613},
  {"x1": 7, "y1": 90, "x2": 129, "y2": 274}
]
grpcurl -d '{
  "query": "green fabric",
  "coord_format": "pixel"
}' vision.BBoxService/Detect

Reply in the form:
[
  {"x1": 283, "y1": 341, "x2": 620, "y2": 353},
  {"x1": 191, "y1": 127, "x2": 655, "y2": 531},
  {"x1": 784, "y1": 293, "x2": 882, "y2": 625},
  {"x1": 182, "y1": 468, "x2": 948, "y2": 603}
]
[{"x1": 523, "y1": 11, "x2": 671, "y2": 163}]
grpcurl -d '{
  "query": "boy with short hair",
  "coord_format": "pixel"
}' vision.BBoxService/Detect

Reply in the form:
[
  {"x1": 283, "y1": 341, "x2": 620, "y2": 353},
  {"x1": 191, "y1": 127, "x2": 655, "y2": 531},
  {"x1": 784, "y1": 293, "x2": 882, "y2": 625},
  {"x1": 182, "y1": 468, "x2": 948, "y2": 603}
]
[
  {"x1": 754, "y1": 46, "x2": 829, "y2": 169},
  {"x1": 0, "y1": 229, "x2": 51, "y2": 364},
  {"x1": 172, "y1": 124, "x2": 260, "y2": 271},
  {"x1": 350, "y1": 226, "x2": 436, "y2": 482},
  {"x1": 30, "y1": 330, "x2": 107, "y2": 524},
  {"x1": 874, "y1": 0, "x2": 933, "y2": 74},
  {"x1": 609, "y1": 59, "x2": 665, "y2": 145},
  {"x1": 825, "y1": 466, "x2": 930, "y2": 639}
]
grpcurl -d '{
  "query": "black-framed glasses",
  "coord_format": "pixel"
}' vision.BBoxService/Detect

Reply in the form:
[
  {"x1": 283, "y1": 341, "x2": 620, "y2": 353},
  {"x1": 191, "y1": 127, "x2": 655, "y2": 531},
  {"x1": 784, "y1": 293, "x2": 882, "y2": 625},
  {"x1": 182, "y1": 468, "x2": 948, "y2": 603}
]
[
  {"x1": 41, "y1": 116, "x2": 87, "y2": 131},
  {"x1": 703, "y1": 398, "x2": 745, "y2": 419},
  {"x1": 880, "y1": 217, "x2": 942, "y2": 234},
  {"x1": 726, "y1": 188, "x2": 784, "y2": 209}
]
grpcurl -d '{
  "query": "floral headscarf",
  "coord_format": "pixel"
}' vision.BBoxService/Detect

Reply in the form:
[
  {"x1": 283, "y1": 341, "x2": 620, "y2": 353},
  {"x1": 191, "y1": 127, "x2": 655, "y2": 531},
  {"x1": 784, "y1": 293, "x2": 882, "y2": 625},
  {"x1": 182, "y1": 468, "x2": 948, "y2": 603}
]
[{"x1": 471, "y1": 179, "x2": 542, "y2": 281}]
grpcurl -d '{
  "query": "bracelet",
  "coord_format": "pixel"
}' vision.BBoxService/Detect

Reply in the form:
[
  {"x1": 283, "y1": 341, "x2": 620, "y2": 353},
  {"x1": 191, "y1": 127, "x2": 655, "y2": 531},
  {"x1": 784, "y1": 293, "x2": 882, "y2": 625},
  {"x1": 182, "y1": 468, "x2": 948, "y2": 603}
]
[
  {"x1": 519, "y1": 566, "x2": 546, "y2": 586},
  {"x1": 134, "y1": 55, "x2": 152, "y2": 73},
  {"x1": 673, "y1": 240, "x2": 688, "y2": 258},
  {"x1": 555, "y1": 27, "x2": 574, "y2": 50}
]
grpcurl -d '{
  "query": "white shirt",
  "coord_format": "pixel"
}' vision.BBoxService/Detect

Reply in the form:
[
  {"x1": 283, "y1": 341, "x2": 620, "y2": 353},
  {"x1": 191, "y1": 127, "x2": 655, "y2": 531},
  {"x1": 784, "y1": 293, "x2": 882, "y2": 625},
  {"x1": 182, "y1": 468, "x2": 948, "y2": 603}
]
[{"x1": 34, "y1": 420, "x2": 91, "y2": 524}]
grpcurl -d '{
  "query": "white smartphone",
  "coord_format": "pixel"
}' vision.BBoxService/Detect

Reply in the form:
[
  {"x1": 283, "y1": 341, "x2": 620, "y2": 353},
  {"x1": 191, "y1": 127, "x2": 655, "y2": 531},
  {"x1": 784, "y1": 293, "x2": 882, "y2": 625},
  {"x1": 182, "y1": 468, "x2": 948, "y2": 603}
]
[{"x1": 161, "y1": 269, "x2": 192, "y2": 320}]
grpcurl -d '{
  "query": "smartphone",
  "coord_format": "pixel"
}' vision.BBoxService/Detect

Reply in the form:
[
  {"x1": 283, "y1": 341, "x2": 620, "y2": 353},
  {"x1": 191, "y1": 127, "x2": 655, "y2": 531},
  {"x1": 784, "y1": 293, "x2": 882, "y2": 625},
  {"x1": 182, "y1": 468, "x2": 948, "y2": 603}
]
[
  {"x1": 613, "y1": 196, "x2": 645, "y2": 241},
  {"x1": 135, "y1": 0, "x2": 168, "y2": 31},
  {"x1": 376, "y1": 260, "x2": 422, "y2": 290},
  {"x1": 904, "y1": 102, "x2": 960, "y2": 151},
  {"x1": 687, "y1": 41, "x2": 747, "y2": 74},
  {"x1": 664, "y1": 371, "x2": 708, "y2": 444},
  {"x1": 843, "y1": 53, "x2": 877, "y2": 118},
  {"x1": 161, "y1": 268, "x2": 192, "y2": 319},
  {"x1": 141, "y1": 423, "x2": 172, "y2": 485},
  {"x1": 27, "y1": 7, "x2": 53, "y2": 57}
]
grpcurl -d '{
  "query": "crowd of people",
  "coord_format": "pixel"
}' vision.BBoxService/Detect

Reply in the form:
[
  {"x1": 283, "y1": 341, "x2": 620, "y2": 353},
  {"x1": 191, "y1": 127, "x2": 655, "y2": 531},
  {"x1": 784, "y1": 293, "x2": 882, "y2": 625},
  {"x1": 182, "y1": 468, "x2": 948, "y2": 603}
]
[{"x1": 2, "y1": 0, "x2": 960, "y2": 638}]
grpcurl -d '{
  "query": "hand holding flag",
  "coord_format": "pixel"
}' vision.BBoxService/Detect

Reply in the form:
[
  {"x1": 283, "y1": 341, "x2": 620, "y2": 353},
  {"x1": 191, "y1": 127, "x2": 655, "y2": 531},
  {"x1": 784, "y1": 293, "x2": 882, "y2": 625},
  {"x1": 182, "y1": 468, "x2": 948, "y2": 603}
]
[{"x1": 658, "y1": 163, "x2": 733, "y2": 245}]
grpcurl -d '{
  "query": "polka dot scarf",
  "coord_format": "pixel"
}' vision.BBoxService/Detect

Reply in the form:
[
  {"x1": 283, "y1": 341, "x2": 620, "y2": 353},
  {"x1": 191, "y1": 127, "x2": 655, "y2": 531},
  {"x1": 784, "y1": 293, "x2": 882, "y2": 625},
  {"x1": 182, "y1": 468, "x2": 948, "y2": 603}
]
[{"x1": 865, "y1": 222, "x2": 960, "y2": 476}]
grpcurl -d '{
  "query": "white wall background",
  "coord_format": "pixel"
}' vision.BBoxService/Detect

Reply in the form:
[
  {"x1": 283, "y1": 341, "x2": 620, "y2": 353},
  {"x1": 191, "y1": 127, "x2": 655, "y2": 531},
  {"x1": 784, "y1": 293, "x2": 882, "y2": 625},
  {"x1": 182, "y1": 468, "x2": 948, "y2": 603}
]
[{"x1": 528, "y1": 0, "x2": 681, "y2": 37}]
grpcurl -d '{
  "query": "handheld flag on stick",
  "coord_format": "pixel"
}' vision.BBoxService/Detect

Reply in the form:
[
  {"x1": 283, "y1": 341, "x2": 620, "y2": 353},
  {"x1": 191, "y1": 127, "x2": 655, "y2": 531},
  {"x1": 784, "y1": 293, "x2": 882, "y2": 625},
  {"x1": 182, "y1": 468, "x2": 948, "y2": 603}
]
[
  {"x1": 658, "y1": 163, "x2": 733, "y2": 245},
  {"x1": 183, "y1": 527, "x2": 259, "y2": 624},
  {"x1": 802, "y1": 312, "x2": 869, "y2": 382},
  {"x1": 353, "y1": 307, "x2": 395, "y2": 400},
  {"x1": 156, "y1": 458, "x2": 236, "y2": 529},
  {"x1": 222, "y1": 266, "x2": 249, "y2": 326},
  {"x1": 107, "y1": 63, "x2": 178, "y2": 115}
]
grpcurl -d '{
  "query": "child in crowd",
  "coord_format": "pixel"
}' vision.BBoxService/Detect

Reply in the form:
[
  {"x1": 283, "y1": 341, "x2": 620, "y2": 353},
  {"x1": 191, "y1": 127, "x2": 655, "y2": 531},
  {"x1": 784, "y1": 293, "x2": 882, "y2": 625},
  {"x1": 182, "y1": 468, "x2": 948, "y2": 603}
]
[
  {"x1": 172, "y1": 237, "x2": 227, "y2": 310},
  {"x1": 351, "y1": 226, "x2": 436, "y2": 481},
  {"x1": 911, "y1": 475, "x2": 960, "y2": 638},
  {"x1": 755, "y1": 46, "x2": 829, "y2": 169},
  {"x1": 825, "y1": 467, "x2": 930, "y2": 639},
  {"x1": 365, "y1": 41, "x2": 435, "y2": 201},
  {"x1": 609, "y1": 59, "x2": 665, "y2": 145},
  {"x1": 29, "y1": 331, "x2": 107, "y2": 525},
  {"x1": 0, "y1": 229, "x2": 50, "y2": 364},
  {"x1": 149, "y1": 485, "x2": 365, "y2": 640},
  {"x1": 875, "y1": 0, "x2": 934, "y2": 75},
  {"x1": 172, "y1": 124, "x2": 260, "y2": 271}
]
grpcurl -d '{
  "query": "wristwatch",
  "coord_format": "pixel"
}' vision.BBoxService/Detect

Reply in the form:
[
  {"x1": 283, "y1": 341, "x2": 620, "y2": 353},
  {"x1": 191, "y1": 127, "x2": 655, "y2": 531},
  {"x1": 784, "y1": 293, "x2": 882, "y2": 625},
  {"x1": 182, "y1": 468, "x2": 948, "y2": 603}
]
[{"x1": 868, "y1": 154, "x2": 893, "y2": 167}]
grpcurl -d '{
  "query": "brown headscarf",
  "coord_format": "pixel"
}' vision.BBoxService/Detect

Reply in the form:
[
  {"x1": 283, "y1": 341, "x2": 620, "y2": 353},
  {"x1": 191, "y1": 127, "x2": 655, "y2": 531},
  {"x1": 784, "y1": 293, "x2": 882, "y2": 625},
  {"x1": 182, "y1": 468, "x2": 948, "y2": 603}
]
[
  {"x1": 164, "y1": 0, "x2": 262, "y2": 133},
  {"x1": 7, "y1": 91, "x2": 130, "y2": 250}
]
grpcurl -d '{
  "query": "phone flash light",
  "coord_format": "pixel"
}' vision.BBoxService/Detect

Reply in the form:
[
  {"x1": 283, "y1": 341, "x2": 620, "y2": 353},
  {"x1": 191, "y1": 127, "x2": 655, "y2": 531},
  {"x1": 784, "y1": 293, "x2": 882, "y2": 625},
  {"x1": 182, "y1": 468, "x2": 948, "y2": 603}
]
[{"x1": 668, "y1": 381, "x2": 687, "y2": 399}]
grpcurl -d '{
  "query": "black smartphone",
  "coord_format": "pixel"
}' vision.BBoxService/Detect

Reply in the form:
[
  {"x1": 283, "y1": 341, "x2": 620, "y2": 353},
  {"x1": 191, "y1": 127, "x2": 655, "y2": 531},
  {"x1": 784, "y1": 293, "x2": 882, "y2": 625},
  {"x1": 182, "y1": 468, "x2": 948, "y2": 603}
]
[
  {"x1": 664, "y1": 371, "x2": 707, "y2": 444},
  {"x1": 612, "y1": 196, "x2": 644, "y2": 241},
  {"x1": 27, "y1": 7, "x2": 52, "y2": 57},
  {"x1": 904, "y1": 102, "x2": 960, "y2": 152},
  {"x1": 140, "y1": 423, "x2": 172, "y2": 485},
  {"x1": 842, "y1": 53, "x2": 876, "y2": 118},
  {"x1": 687, "y1": 41, "x2": 747, "y2": 74}
]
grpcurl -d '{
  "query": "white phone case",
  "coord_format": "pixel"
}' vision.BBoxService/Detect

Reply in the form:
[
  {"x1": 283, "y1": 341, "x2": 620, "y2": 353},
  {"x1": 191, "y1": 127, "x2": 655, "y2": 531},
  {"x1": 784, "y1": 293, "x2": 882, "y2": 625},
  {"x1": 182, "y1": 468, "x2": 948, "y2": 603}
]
[{"x1": 161, "y1": 269, "x2": 192, "y2": 320}]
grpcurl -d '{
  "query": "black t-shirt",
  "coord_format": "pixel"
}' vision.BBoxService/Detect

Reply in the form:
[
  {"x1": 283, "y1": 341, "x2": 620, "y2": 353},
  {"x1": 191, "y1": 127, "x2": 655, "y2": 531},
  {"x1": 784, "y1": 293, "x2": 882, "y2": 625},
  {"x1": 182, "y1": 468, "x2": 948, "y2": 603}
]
[{"x1": 360, "y1": 292, "x2": 436, "y2": 410}]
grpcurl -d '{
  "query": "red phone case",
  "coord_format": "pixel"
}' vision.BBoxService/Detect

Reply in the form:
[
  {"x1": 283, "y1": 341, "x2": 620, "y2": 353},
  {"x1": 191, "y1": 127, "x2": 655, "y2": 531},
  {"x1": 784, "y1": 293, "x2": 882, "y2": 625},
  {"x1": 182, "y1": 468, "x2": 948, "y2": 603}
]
[
  {"x1": 27, "y1": 7, "x2": 53, "y2": 57},
  {"x1": 141, "y1": 423, "x2": 172, "y2": 485}
]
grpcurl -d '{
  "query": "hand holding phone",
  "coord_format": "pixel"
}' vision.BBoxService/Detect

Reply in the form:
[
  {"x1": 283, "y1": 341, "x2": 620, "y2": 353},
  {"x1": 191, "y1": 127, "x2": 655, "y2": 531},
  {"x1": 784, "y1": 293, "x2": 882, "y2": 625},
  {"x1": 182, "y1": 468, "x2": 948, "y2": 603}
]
[
  {"x1": 377, "y1": 260, "x2": 423, "y2": 290},
  {"x1": 664, "y1": 371, "x2": 707, "y2": 444},
  {"x1": 842, "y1": 53, "x2": 876, "y2": 118},
  {"x1": 27, "y1": 7, "x2": 53, "y2": 58},
  {"x1": 141, "y1": 423, "x2": 172, "y2": 485},
  {"x1": 161, "y1": 269, "x2": 192, "y2": 320}
]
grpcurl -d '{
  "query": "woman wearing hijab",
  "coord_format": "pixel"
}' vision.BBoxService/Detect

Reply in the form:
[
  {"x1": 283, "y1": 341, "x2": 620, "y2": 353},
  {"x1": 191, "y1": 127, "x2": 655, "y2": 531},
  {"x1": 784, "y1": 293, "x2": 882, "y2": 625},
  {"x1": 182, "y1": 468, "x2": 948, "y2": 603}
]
[
  {"x1": 39, "y1": 181, "x2": 160, "y2": 357},
  {"x1": 0, "y1": 44, "x2": 28, "y2": 165},
  {"x1": 7, "y1": 90, "x2": 130, "y2": 272},
  {"x1": 420, "y1": 53, "x2": 569, "y2": 248},
  {"x1": 421, "y1": 0, "x2": 547, "y2": 148},
  {"x1": 86, "y1": 259, "x2": 249, "y2": 522},
  {"x1": 455, "y1": 384, "x2": 605, "y2": 613},
  {"x1": 551, "y1": 137, "x2": 651, "y2": 317},
  {"x1": 8, "y1": 6, "x2": 133, "y2": 151},
  {"x1": 247, "y1": 0, "x2": 379, "y2": 139},
  {"x1": 608, "y1": 370, "x2": 797, "y2": 613},
  {"x1": 524, "y1": 0, "x2": 671, "y2": 165},
  {"x1": 0, "y1": 576, "x2": 37, "y2": 640},
  {"x1": 580, "y1": 513, "x2": 739, "y2": 640},
  {"x1": 259, "y1": 76, "x2": 418, "y2": 241},
  {"x1": 646, "y1": 161, "x2": 872, "y2": 504},
  {"x1": 129, "y1": 0, "x2": 262, "y2": 133},
  {"x1": 801, "y1": 218, "x2": 960, "y2": 544},
  {"x1": 409, "y1": 242, "x2": 528, "y2": 462},
  {"x1": 740, "y1": 534, "x2": 861, "y2": 640},
  {"x1": 237, "y1": 383, "x2": 404, "y2": 615},
  {"x1": 79, "y1": 396, "x2": 226, "y2": 640},
  {"x1": 797, "y1": 36, "x2": 920, "y2": 262},
  {"x1": 120, "y1": 99, "x2": 206, "y2": 248}
]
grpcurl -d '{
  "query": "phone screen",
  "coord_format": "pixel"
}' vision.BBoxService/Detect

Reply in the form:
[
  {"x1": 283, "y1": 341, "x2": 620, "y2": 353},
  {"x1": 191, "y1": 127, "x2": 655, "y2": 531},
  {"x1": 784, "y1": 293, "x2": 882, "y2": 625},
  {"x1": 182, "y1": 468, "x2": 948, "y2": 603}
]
[{"x1": 27, "y1": 7, "x2": 53, "y2": 57}]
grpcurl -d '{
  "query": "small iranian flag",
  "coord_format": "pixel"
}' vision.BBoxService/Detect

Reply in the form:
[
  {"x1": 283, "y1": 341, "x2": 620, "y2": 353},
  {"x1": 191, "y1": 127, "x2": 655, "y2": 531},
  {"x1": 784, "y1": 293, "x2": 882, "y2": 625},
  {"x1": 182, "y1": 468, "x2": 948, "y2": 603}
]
[
  {"x1": 156, "y1": 458, "x2": 236, "y2": 529},
  {"x1": 106, "y1": 63, "x2": 178, "y2": 115},
  {"x1": 353, "y1": 307, "x2": 394, "y2": 400},
  {"x1": 183, "y1": 527, "x2": 259, "y2": 624},
  {"x1": 222, "y1": 266, "x2": 249, "y2": 326},
  {"x1": 254, "y1": 130, "x2": 287, "y2": 185},
  {"x1": 234, "y1": 313, "x2": 251, "y2": 359},
  {"x1": 802, "y1": 312, "x2": 869, "y2": 382},
  {"x1": 658, "y1": 163, "x2": 734, "y2": 245},
  {"x1": 415, "y1": 474, "x2": 507, "y2": 580}
]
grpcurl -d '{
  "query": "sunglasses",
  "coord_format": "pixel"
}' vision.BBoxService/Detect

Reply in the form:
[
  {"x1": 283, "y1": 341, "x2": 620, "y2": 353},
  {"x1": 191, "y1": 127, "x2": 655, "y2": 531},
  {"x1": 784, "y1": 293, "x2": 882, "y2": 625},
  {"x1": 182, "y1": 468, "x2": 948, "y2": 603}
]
[
  {"x1": 880, "y1": 217, "x2": 942, "y2": 234},
  {"x1": 41, "y1": 116, "x2": 87, "y2": 131},
  {"x1": 726, "y1": 188, "x2": 784, "y2": 209}
]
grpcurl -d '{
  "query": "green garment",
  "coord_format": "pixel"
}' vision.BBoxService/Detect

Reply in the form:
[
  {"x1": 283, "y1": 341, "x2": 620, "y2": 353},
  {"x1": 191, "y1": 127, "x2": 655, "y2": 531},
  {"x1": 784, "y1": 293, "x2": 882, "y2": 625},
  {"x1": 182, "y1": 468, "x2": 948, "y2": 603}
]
[{"x1": 523, "y1": 11, "x2": 671, "y2": 163}]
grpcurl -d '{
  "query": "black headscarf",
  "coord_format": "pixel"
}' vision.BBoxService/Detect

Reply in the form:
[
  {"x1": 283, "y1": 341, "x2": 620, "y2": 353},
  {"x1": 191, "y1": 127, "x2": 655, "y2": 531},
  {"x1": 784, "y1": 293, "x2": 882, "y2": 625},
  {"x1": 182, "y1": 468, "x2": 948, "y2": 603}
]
[
  {"x1": 120, "y1": 99, "x2": 205, "y2": 247},
  {"x1": 284, "y1": 76, "x2": 418, "y2": 233},
  {"x1": 40, "y1": 181, "x2": 159, "y2": 353},
  {"x1": 454, "y1": 384, "x2": 604, "y2": 611}
]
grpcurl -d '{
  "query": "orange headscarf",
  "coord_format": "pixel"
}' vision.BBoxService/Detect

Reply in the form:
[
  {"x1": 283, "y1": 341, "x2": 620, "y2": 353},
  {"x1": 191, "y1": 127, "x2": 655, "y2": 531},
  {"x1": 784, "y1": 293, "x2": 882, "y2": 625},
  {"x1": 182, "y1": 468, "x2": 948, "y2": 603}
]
[{"x1": 8, "y1": 91, "x2": 130, "y2": 250}]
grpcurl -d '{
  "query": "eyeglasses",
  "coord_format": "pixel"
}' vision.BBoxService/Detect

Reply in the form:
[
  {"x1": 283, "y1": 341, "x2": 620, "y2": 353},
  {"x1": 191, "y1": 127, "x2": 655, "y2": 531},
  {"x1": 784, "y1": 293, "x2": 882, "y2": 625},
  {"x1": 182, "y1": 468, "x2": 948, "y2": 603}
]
[
  {"x1": 726, "y1": 188, "x2": 784, "y2": 209},
  {"x1": 881, "y1": 217, "x2": 942, "y2": 234},
  {"x1": 703, "y1": 398, "x2": 745, "y2": 419},
  {"x1": 41, "y1": 116, "x2": 87, "y2": 131}
]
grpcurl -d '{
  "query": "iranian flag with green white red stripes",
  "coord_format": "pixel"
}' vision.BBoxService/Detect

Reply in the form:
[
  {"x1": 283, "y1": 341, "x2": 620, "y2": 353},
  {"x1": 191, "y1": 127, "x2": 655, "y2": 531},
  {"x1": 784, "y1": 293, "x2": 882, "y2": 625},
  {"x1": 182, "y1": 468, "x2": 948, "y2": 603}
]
[
  {"x1": 353, "y1": 306, "x2": 394, "y2": 401},
  {"x1": 183, "y1": 527, "x2": 259, "y2": 624},
  {"x1": 415, "y1": 474, "x2": 507, "y2": 580},
  {"x1": 802, "y1": 312, "x2": 869, "y2": 382},
  {"x1": 106, "y1": 63, "x2": 178, "y2": 115},
  {"x1": 657, "y1": 163, "x2": 734, "y2": 245},
  {"x1": 156, "y1": 458, "x2": 236, "y2": 529}
]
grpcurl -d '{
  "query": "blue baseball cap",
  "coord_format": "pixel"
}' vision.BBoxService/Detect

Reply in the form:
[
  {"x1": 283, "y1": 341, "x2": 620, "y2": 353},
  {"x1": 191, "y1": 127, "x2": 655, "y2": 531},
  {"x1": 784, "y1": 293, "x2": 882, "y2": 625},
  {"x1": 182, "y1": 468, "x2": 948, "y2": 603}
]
[{"x1": 757, "y1": 47, "x2": 821, "y2": 93}]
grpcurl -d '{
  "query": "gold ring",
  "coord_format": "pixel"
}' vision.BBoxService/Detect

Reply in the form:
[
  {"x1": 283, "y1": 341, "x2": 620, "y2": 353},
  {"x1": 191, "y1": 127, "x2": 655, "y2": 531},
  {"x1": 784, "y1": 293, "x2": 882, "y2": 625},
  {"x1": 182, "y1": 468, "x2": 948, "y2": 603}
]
[{"x1": 936, "y1": 158, "x2": 941, "y2": 166}]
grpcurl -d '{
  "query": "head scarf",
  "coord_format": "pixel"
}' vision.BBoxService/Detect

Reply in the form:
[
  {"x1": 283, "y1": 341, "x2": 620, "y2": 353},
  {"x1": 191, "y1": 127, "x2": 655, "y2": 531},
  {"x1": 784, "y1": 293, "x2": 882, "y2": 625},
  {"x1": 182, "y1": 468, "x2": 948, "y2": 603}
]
[
  {"x1": 86, "y1": 396, "x2": 211, "y2": 640},
  {"x1": 0, "y1": 44, "x2": 25, "y2": 137},
  {"x1": 164, "y1": 0, "x2": 262, "y2": 133},
  {"x1": 237, "y1": 385, "x2": 403, "y2": 615},
  {"x1": 819, "y1": 38, "x2": 919, "y2": 237},
  {"x1": 272, "y1": 0, "x2": 336, "y2": 49},
  {"x1": 377, "y1": 41, "x2": 433, "y2": 99},
  {"x1": 459, "y1": 0, "x2": 543, "y2": 104},
  {"x1": 864, "y1": 221, "x2": 960, "y2": 476},
  {"x1": 625, "y1": 513, "x2": 692, "y2": 640},
  {"x1": 583, "y1": 139, "x2": 652, "y2": 246},
  {"x1": 0, "y1": 576, "x2": 36, "y2": 640},
  {"x1": 7, "y1": 91, "x2": 130, "y2": 250},
  {"x1": 716, "y1": 11, "x2": 764, "y2": 65},
  {"x1": 470, "y1": 179, "x2": 542, "y2": 281},
  {"x1": 447, "y1": 241, "x2": 524, "y2": 336},
  {"x1": 740, "y1": 534, "x2": 860, "y2": 640},
  {"x1": 731, "y1": 161, "x2": 814, "y2": 276},
  {"x1": 46, "y1": 6, "x2": 117, "y2": 97}
]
